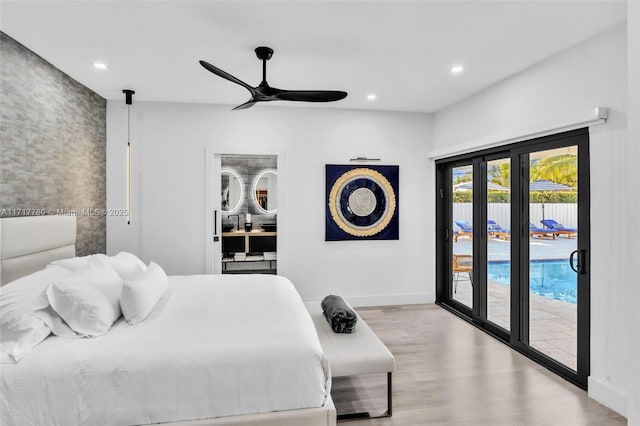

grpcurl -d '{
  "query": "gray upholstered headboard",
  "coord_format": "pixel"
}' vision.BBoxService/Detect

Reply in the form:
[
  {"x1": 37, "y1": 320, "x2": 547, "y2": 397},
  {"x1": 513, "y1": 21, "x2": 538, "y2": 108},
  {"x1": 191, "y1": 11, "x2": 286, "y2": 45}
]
[{"x1": 0, "y1": 215, "x2": 76, "y2": 286}]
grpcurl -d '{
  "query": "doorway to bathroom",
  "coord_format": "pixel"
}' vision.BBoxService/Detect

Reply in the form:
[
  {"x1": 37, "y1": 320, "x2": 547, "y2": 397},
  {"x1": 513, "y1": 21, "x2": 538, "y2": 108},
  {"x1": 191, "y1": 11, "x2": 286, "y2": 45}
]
[{"x1": 207, "y1": 153, "x2": 279, "y2": 275}]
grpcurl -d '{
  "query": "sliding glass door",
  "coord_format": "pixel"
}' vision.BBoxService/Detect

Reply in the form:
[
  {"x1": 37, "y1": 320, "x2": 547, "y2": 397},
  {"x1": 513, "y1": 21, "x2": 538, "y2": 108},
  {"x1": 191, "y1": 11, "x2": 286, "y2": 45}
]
[
  {"x1": 435, "y1": 129, "x2": 590, "y2": 388},
  {"x1": 525, "y1": 147, "x2": 579, "y2": 370},
  {"x1": 450, "y1": 164, "x2": 474, "y2": 311},
  {"x1": 486, "y1": 156, "x2": 511, "y2": 331}
]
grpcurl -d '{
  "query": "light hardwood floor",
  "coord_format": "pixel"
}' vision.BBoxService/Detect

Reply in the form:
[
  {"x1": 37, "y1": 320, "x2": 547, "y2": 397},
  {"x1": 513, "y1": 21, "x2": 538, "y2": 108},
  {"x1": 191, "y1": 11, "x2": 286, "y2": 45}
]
[{"x1": 331, "y1": 304, "x2": 625, "y2": 426}]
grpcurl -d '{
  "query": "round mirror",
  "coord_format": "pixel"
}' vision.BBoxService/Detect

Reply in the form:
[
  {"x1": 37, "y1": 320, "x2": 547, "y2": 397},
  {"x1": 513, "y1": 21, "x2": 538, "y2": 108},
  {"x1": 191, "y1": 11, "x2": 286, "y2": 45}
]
[
  {"x1": 221, "y1": 169, "x2": 243, "y2": 213},
  {"x1": 253, "y1": 170, "x2": 277, "y2": 213}
]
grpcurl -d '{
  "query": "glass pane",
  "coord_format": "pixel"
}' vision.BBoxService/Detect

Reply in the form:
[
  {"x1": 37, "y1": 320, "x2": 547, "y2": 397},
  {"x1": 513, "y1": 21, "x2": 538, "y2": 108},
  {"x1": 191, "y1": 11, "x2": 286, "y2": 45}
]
[
  {"x1": 528, "y1": 146, "x2": 578, "y2": 370},
  {"x1": 452, "y1": 165, "x2": 473, "y2": 308},
  {"x1": 486, "y1": 158, "x2": 510, "y2": 330}
]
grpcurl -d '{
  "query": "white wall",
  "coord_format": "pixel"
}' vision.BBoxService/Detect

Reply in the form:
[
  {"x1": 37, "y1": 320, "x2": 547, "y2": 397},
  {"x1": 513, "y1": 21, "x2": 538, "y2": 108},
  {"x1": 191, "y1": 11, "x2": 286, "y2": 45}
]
[
  {"x1": 107, "y1": 104, "x2": 434, "y2": 306},
  {"x1": 432, "y1": 22, "x2": 639, "y2": 421},
  {"x1": 624, "y1": 2, "x2": 640, "y2": 424}
]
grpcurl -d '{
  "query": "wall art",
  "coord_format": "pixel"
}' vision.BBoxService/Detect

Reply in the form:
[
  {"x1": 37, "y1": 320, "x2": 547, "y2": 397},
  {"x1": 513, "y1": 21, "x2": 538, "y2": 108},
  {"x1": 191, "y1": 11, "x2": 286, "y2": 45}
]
[{"x1": 325, "y1": 164, "x2": 399, "y2": 241}]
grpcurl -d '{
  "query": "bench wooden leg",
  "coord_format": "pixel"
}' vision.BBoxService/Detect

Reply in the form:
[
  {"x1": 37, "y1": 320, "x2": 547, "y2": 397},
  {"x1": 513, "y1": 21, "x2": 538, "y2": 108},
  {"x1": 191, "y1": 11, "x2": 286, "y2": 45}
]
[{"x1": 337, "y1": 372, "x2": 392, "y2": 422}]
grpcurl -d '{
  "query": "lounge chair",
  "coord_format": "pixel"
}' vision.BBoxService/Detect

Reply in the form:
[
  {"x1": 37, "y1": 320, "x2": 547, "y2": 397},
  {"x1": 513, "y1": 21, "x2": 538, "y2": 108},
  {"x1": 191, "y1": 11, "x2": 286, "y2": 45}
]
[
  {"x1": 487, "y1": 220, "x2": 510, "y2": 240},
  {"x1": 452, "y1": 254, "x2": 473, "y2": 293},
  {"x1": 540, "y1": 219, "x2": 577, "y2": 239},
  {"x1": 454, "y1": 220, "x2": 473, "y2": 241},
  {"x1": 530, "y1": 223, "x2": 556, "y2": 239}
]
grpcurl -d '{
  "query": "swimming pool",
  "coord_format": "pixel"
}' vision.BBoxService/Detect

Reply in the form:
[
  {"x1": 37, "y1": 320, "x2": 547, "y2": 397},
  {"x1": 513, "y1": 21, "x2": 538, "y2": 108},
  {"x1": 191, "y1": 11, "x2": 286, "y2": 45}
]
[{"x1": 488, "y1": 260, "x2": 577, "y2": 304}]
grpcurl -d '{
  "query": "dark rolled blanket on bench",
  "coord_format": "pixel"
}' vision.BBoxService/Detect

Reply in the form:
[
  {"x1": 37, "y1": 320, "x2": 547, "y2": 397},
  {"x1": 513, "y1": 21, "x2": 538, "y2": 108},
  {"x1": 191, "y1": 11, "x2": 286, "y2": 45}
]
[{"x1": 321, "y1": 295, "x2": 357, "y2": 333}]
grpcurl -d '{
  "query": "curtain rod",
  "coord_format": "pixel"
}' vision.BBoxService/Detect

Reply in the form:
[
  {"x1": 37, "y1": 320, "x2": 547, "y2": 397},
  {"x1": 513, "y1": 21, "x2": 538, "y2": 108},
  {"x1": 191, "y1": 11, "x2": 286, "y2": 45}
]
[{"x1": 428, "y1": 107, "x2": 608, "y2": 160}]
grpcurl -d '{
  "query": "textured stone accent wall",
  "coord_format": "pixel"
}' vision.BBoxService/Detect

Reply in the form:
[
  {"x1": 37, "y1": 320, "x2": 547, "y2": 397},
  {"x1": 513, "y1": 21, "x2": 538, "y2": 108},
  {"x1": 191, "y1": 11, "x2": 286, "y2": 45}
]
[{"x1": 0, "y1": 32, "x2": 106, "y2": 256}]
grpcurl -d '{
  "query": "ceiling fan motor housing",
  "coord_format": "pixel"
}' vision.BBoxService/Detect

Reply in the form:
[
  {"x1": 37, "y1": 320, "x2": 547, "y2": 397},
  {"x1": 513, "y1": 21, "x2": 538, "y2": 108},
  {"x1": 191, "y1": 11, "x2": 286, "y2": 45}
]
[{"x1": 255, "y1": 46, "x2": 274, "y2": 61}]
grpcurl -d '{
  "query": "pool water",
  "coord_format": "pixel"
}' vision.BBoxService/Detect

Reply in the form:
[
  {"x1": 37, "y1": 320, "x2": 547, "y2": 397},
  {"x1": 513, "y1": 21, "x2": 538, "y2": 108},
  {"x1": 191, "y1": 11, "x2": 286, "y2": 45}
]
[{"x1": 488, "y1": 260, "x2": 577, "y2": 304}]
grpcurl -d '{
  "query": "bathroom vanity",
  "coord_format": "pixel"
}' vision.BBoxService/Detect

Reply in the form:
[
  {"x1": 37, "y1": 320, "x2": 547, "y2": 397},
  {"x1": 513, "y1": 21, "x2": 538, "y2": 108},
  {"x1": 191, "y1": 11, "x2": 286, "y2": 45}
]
[{"x1": 221, "y1": 230, "x2": 277, "y2": 274}]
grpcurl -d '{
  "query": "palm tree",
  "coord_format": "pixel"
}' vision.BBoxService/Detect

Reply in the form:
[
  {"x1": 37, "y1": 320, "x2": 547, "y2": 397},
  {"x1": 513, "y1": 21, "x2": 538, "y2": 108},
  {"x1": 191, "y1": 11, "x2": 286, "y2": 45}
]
[
  {"x1": 453, "y1": 166, "x2": 473, "y2": 184},
  {"x1": 470, "y1": 154, "x2": 576, "y2": 191},
  {"x1": 487, "y1": 162, "x2": 510, "y2": 187},
  {"x1": 530, "y1": 154, "x2": 577, "y2": 188}
]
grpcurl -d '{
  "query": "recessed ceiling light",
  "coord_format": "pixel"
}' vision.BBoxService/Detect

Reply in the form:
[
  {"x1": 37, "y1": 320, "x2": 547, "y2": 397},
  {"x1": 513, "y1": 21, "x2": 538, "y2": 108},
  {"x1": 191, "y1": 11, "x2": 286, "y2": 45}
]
[
  {"x1": 450, "y1": 65, "x2": 464, "y2": 74},
  {"x1": 367, "y1": 94, "x2": 377, "y2": 101},
  {"x1": 93, "y1": 62, "x2": 107, "y2": 70}
]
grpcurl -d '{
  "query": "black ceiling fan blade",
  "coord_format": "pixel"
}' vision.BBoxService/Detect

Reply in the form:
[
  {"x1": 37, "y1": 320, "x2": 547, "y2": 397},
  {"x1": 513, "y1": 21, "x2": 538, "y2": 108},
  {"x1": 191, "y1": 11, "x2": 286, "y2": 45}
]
[
  {"x1": 273, "y1": 90, "x2": 348, "y2": 102},
  {"x1": 232, "y1": 99, "x2": 258, "y2": 110},
  {"x1": 200, "y1": 47, "x2": 348, "y2": 109},
  {"x1": 199, "y1": 60, "x2": 255, "y2": 94}
]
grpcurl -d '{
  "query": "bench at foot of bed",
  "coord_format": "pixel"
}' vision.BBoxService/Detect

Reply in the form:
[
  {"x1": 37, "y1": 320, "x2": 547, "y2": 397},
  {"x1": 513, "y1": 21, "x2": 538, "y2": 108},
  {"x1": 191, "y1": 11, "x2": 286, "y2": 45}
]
[{"x1": 305, "y1": 301, "x2": 395, "y2": 421}]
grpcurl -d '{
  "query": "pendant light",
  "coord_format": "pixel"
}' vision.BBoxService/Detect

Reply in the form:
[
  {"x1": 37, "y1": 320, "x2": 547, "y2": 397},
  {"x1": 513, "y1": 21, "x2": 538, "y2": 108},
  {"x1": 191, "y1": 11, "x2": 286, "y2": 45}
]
[{"x1": 123, "y1": 89, "x2": 135, "y2": 225}]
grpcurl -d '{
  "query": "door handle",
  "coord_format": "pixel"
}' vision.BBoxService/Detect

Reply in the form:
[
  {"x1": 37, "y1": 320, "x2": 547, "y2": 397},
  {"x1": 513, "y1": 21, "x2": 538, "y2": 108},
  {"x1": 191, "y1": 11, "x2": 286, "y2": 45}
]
[
  {"x1": 569, "y1": 249, "x2": 585, "y2": 274},
  {"x1": 569, "y1": 250, "x2": 578, "y2": 273},
  {"x1": 213, "y1": 210, "x2": 219, "y2": 242},
  {"x1": 444, "y1": 227, "x2": 450, "y2": 242}
]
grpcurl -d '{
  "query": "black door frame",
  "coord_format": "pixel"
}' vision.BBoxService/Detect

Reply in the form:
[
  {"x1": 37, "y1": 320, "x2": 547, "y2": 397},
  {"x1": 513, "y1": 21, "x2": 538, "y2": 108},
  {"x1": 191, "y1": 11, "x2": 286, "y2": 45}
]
[{"x1": 435, "y1": 128, "x2": 591, "y2": 389}]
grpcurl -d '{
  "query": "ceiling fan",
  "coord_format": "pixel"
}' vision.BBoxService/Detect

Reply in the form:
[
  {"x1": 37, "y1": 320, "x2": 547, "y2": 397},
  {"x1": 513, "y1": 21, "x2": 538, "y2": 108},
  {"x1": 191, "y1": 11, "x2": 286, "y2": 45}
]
[{"x1": 199, "y1": 46, "x2": 348, "y2": 110}]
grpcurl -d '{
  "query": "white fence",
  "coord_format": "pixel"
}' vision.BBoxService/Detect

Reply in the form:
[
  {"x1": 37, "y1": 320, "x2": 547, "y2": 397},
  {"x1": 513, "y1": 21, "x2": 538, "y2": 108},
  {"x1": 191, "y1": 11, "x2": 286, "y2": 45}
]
[{"x1": 453, "y1": 203, "x2": 578, "y2": 229}]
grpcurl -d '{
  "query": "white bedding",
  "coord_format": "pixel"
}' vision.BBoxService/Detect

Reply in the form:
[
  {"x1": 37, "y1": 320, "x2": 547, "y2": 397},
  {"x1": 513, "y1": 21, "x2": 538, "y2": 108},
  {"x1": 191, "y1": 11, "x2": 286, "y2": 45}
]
[{"x1": 0, "y1": 273, "x2": 330, "y2": 426}]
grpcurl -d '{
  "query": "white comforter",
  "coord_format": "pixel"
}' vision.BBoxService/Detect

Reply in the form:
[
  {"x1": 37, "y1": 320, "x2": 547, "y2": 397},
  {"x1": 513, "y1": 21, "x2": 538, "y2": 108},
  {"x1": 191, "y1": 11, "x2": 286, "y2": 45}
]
[{"x1": 0, "y1": 274, "x2": 330, "y2": 426}]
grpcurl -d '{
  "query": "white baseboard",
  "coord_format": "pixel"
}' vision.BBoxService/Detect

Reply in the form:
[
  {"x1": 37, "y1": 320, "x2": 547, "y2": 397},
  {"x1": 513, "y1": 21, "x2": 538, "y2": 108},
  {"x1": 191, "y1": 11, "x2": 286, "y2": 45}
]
[
  {"x1": 589, "y1": 376, "x2": 628, "y2": 418},
  {"x1": 304, "y1": 293, "x2": 433, "y2": 308}
]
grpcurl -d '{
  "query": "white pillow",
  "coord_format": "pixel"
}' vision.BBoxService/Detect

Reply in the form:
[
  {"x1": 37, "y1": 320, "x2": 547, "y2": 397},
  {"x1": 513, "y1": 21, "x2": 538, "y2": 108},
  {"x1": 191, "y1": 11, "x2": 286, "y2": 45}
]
[
  {"x1": 0, "y1": 310, "x2": 51, "y2": 363},
  {"x1": 121, "y1": 262, "x2": 168, "y2": 324},
  {"x1": 105, "y1": 252, "x2": 146, "y2": 281},
  {"x1": 31, "y1": 304, "x2": 78, "y2": 338},
  {"x1": 0, "y1": 267, "x2": 72, "y2": 363},
  {"x1": 45, "y1": 284, "x2": 115, "y2": 337},
  {"x1": 34, "y1": 264, "x2": 123, "y2": 337},
  {"x1": 49, "y1": 254, "x2": 104, "y2": 272}
]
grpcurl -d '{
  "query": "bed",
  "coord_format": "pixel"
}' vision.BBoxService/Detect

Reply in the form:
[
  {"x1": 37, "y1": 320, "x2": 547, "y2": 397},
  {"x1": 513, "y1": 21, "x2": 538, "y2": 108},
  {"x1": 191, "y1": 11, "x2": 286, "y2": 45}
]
[{"x1": 0, "y1": 216, "x2": 336, "y2": 426}]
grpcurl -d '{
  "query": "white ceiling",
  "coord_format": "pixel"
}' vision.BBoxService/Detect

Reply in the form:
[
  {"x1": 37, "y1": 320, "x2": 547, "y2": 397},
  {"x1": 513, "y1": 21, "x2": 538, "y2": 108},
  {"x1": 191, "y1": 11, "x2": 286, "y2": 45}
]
[{"x1": 0, "y1": 1, "x2": 626, "y2": 113}]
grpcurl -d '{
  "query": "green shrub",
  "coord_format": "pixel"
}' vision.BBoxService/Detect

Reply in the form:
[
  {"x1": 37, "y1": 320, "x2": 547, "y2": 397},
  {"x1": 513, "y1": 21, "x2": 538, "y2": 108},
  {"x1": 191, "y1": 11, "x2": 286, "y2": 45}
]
[{"x1": 452, "y1": 191, "x2": 576, "y2": 203}]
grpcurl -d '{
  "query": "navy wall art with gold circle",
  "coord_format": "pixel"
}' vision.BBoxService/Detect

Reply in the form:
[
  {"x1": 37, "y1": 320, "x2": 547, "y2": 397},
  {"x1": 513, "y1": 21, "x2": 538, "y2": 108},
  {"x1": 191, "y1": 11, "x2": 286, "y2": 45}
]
[{"x1": 325, "y1": 165, "x2": 399, "y2": 241}]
